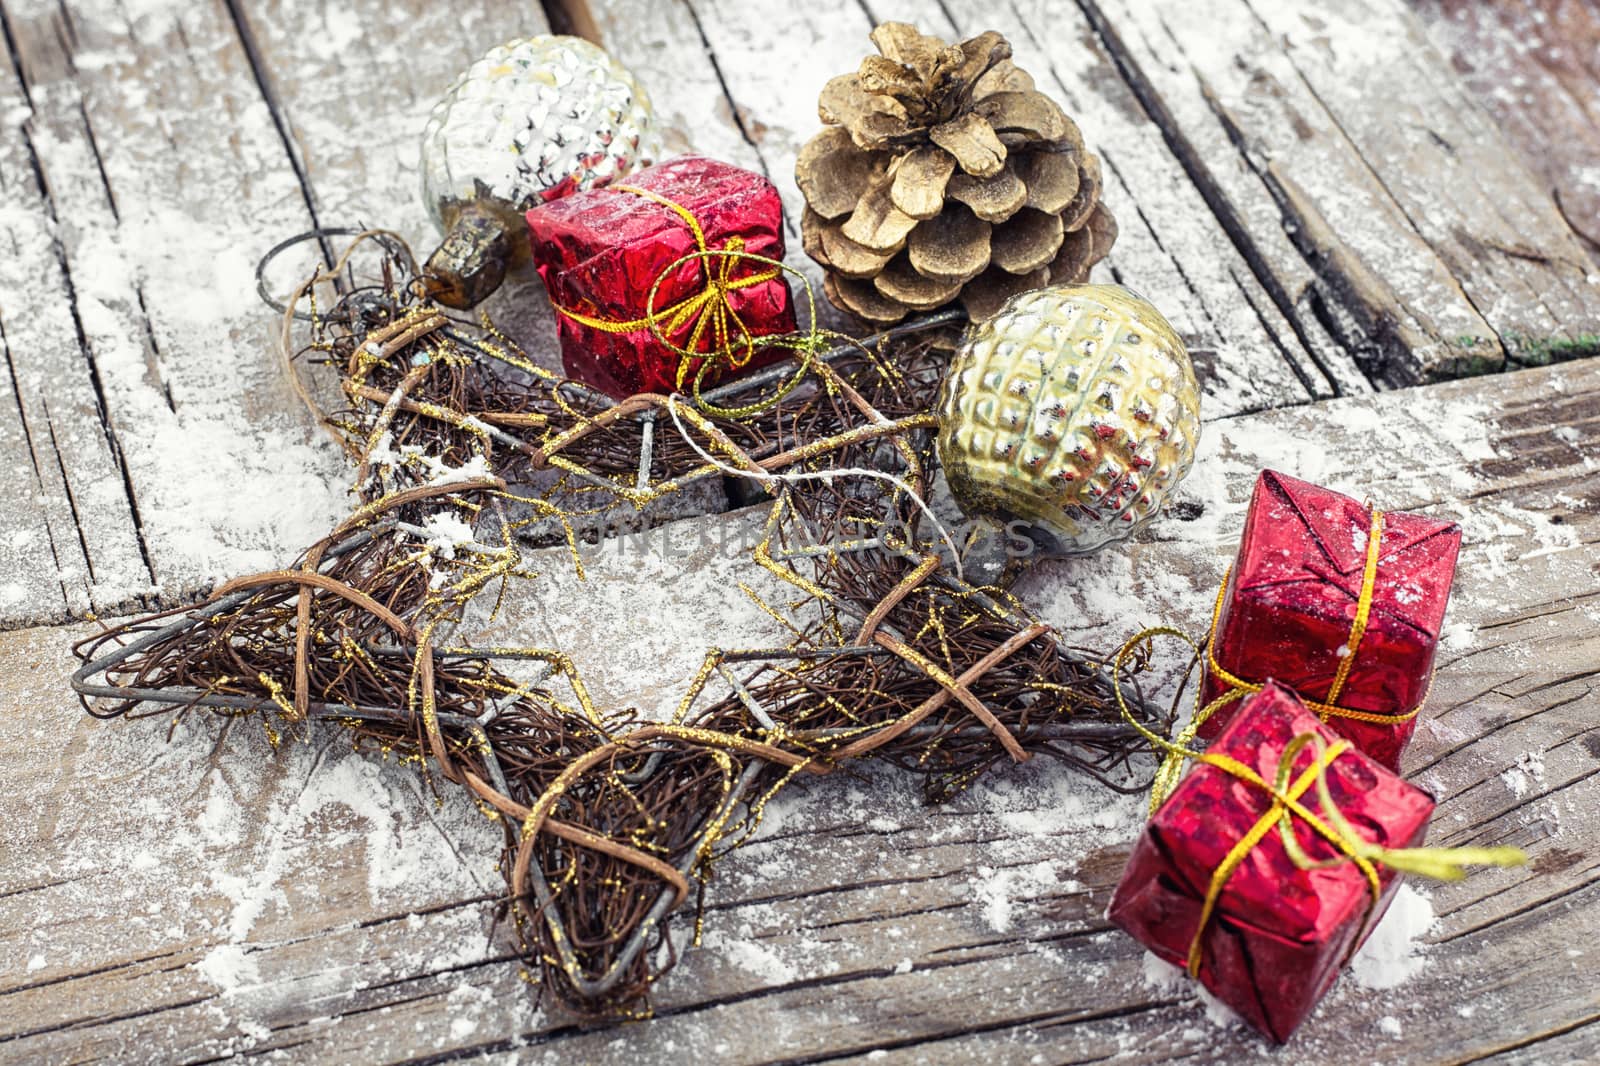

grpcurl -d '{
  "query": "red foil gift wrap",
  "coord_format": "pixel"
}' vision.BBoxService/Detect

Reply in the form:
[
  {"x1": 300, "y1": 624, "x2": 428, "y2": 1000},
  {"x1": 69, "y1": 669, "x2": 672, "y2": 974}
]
[
  {"x1": 526, "y1": 155, "x2": 797, "y2": 398},
  {"x1": 1107, "y1": 682, "x2": 1435, "y2": 1043},
  {"x1": 1197, "y1": 469, "x2": 1463, "y2": 771}
]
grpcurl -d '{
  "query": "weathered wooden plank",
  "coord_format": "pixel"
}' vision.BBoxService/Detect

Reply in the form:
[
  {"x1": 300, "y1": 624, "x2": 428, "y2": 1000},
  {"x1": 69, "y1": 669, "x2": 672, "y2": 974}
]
[
  {"x1": 1072, "y1": 0, "x2": 1600, "y2": 384},
  {"x1": 234, "y1": 0, "x2": 728, "y2": 531},
  {"x1": 226, "y1": 0, "x2": 548, "y2": 264},
  {"x1": 1066, "y1": 0, "x2": 1510, "y2": 386},
  {"x1": 0, "y1": 330, "x2": 66, "y2": 624},
  {"x1": 592, "y1": 0, "x2": 1350, "y2": 417},
  {"x1": 0, "y1": 23, "x2": 152, "y2": 627},
  {"x1": 4, "y1": 352, "x2": 1599, "y2": 1062},
  {"x1": 882, "y1": 0, "x2": 1372, "y2": 403},
  {"x1": 1246, "y1": 0, "x2": 1600, "y2": 366},
  {"x1": 1411, "y1": 0, "x2": 1600, "y2": 270},
  {"x1": 2, "y1": 0, "x2": 351, "y2": 615},
  {"x1": 0, "y1": 0, "x2": 1584, "y2": 631},
  {"x1": 584, "y1": 0, "x2": 775, "y2": 185}
]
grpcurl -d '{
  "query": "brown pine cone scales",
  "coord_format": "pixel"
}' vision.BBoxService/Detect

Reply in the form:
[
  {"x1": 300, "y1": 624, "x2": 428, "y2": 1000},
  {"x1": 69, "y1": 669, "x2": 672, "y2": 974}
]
[{"x1": 797, "y1": 23, "x2": 1117, "y2": 324}]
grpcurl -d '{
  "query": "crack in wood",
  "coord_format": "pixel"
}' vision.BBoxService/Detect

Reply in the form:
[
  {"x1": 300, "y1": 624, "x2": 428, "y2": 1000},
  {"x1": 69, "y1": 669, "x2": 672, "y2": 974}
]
[
  {"x1": 680, "y1": 0, "x2": 775, "y2": 187},
  {"x1": 1450, "y1": 761, "x2": 1600, "y2": 839},
  {"x1": 1450, "y1": 1010, "x2": 1600, "y2": 1066},
  {"x1": 763, "y1": 1000, "x2": 1180, "y2": 1066},
  {"x1": 1258, "y1": 11, "x2": 1521, "y2": 378},
  {"x1": 1411, "y1": 686, "x2": 1593, "y2": 781},
  {"x1": 0, "y1": 946, "x2": 186, "y2": 1002},
  {"x1": 0, "y1": 992, "x2": 216, "y2": 1046},
  {"x1": 38, "y1": 395, "x2": 98, "y2": 583},
  {"x1": 1437, "y1": 853, "x2": 1600, "y2": 930},
  {"x1": 0, "y1": 317, "x2": 73, "y2": 615},
  {"x1": 0, "y1": 6, "x2": 158, "y2": 596},
  {"x1": 1436, "y1": 868, "x2": 1600, "y2": 947},
  {"x1": 1072, "y1": 0, "x2": 1354, "y2": 396},
  {"x1": 218, "y1": 0, "x2": 330, "y2": 265}
]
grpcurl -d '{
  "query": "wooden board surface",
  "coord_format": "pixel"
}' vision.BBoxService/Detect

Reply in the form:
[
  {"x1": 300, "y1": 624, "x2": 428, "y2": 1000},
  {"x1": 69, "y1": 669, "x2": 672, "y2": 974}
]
[
  {"x1": 0, "y1": 13, "x2": 153, "y2": 626},
  {"x1": 0, "y1": 0, "x2": 556, "y2": 631},
  {"x1": 3, "y1": 353, "x2": 1598, "y2": 1064},
  {"x1": 2, "y1": 0, "x2": 350, "y2": 623},
  {"x1": 1066, "y1": 0, "x2": 1600, "y2": 383},
  {"x1": 593, "y1": 0, "x2": 1363, "y2": 414},
  {"x1": 596, "y1": 0, "x2": 1600, "y2": 387},
  {"x1": 2, "y1": 0, "x2": 1596, "y2": 629},
  {"x1": 2, "y1": 0, "x2": 1599, "y2": 1062},
  {"x1": 1412, "y1": 0, "x2": 1600, "y2": 273}
]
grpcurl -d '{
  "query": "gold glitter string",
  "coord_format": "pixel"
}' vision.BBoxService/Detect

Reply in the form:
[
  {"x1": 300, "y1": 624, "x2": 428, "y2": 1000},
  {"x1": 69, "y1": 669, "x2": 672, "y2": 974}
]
[{"x1": 75, "y1": 231, "x2": 1170, "y2": 1021}]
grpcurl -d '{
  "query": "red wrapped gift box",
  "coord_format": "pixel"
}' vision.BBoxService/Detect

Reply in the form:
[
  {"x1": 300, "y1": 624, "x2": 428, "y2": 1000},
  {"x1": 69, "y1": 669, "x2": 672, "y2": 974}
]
[
  {"x1": 1108, "y1": 681, "x2": 1435, "y2": 1043},
  {"x1": 1198, "y1": 469, "x2": 1462, "y2": 771},
  {"x1": 526, "y1": 155, "x2": 797, "y2": 398}
]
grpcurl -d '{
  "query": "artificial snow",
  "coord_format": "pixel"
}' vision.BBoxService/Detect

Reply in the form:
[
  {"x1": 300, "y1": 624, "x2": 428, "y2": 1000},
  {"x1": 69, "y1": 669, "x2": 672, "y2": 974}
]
[
  {"x1": 418, "y1": 510, "x2": 480, "y2": 561},
  {"x1": 11, "y1": 302, "x2": 1559, "y2": 1059},
  {"x1": 971, "y1": 861, "x2": 1066, "y2": 934},
  {"x1": 14, "y1": 367, "x2": 1534, "y2": 1052},
  {"x1": 1351, "y1": 884, "x2": 1437, "y2": 990},
  {"x1": 5, "y1": 5, "x2": 1574, "y2": 1055},
  {"x1": 193, "y1": 943, "x2": 260, "y2": 996}
]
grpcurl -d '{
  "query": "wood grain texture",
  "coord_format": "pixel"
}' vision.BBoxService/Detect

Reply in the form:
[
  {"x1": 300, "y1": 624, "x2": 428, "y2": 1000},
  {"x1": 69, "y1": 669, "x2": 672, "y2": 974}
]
[
  {"x1": 900, "y1": 0, "x2": 1372, "y2": 404},
  {"x1": 591, "y1": 0, "x2": 1356, "y2": 418},
  {"x1": 0, "y1": 13, "x2": 152, "y2": 627},
  {"x1": 2, "y1": 0, "x2": 1592, "y2": 630},
  {"x1": 1243, "y1": 0, "x2": 1600, "y2": 370},
  {"x1": 1, "y1": 0, "x2": 352, "y2": 619},
  {"x1": 1073, "y1": 0, "x2": 1600, "y2": 385},
  {"x1": 0, "y1": 325, "x2": 64, "y2": 624},
  {"x1": 1410, "y1": 0, "x2": 1600, "y2": 269},
  {"x1": 4, "y1": 354, "x2": 1598, "y2": 1064},
  {"x1": 225, "y1": 0, "x2": 546, "y2": 263}
]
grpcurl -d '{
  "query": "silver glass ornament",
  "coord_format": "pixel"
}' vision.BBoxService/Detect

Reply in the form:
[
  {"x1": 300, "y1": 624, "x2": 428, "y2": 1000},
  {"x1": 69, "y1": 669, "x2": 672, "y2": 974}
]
[{"x1": 419, "y1": 35, "x2": 659, "y2": 307}]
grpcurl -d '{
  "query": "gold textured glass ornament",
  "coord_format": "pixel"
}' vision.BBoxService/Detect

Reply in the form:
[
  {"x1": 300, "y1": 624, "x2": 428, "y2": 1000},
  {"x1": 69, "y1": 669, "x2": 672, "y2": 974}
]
[
  {"x1": 936, "y1": 284, "x2": 1201, "y2": 555},
  {"x1": 419, "y1": 36, "x2": 658, "y2": 308}
]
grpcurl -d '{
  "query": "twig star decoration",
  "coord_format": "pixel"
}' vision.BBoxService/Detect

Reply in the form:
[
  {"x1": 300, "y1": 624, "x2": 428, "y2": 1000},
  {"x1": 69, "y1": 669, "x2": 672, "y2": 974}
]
[{"x1": 75, "y1": 233, "x2": 1167, "y2": 1019}]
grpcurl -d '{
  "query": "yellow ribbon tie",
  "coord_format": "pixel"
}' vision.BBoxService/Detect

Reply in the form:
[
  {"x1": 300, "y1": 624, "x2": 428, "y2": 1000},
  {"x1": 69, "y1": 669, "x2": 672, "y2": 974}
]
[
  {"x1": 1201, "y1": 507, "x2": 1432, "y2": 730},
  {"x1": 552, "y1": 183, "x2": 782, "y2": 391},
  {"x1": 1186, "y1": 736, "x2": 1370, "y2": 974},
  {"x1": 1328, "y1": 507, "x2": 1384, "y2": 707},
  {"x1": 1109, "y1": 635, "x2": 1525, "y2": 979}
]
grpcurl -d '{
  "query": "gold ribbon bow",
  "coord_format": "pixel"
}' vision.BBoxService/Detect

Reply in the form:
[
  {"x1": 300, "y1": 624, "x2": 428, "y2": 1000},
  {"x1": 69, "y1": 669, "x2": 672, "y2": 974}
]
[
  {"x1": 1204, "y1": 508, "x2": 1429, "y2": 730},
  {"x1": 1111, "y1": 634, "x2": 1525, "y2": 979},
  {"x1": 553, "y1": 184, "x2": 785, "y2": 394}
]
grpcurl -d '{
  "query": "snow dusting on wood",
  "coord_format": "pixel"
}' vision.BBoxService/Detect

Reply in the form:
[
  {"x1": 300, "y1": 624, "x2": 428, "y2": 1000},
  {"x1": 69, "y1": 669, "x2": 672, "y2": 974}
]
[{"x1": 2, "y1": 0, "x2": 1599, "y2": 1061}]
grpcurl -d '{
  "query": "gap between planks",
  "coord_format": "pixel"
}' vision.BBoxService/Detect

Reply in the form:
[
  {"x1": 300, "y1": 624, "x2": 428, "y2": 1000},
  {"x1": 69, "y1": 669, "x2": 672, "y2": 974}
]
[
  {"x1": 5, "y1": 0, "x2": 1595, "y2": 634},
  {"x1": 2, "y1": 355, "x2": 1598, "y2": 1063}
]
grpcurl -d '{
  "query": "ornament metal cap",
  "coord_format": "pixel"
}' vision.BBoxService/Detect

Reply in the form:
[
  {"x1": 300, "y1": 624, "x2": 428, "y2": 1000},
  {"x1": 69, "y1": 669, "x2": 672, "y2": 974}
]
[{"x1": 423, "y1": 203, "x2": 517, "y2": 309}]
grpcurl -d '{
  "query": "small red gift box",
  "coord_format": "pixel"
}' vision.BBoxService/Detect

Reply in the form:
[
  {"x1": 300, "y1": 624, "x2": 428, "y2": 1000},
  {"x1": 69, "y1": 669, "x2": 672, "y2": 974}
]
[
  {"x1": 526, "y1": 155, "x2": 797, "y2": 398},
  {"x1": 1197, "y1": 469, "x2": 1462, "y2": 770},
  {"x1": 1108, "y1": 681, "x2": 1435, "y2": 1043}
]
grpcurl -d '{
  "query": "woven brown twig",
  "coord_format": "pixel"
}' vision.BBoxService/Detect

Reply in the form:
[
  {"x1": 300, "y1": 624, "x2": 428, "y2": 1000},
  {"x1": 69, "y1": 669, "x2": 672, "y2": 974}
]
[{"x1": 74, "y1": 235, "x2": 1169, "y2": 1019}]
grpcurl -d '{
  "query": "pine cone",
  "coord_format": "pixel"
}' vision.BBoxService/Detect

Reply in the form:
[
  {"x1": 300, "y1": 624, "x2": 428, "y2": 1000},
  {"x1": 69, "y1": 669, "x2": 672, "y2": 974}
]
[{"x1": 797, "y1": 23, "x2": 1117, "y2": 324}]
